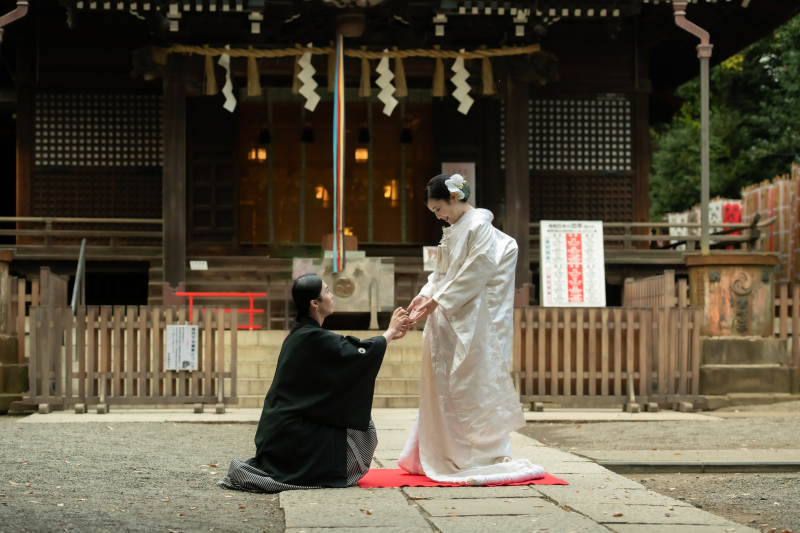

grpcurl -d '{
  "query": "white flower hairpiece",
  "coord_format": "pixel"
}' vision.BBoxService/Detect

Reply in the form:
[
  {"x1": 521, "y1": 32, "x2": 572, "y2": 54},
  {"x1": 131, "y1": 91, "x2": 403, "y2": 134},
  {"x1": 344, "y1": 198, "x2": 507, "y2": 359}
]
[{"x1": 445, "y1": 174, "x2": 467, "y2": 200}]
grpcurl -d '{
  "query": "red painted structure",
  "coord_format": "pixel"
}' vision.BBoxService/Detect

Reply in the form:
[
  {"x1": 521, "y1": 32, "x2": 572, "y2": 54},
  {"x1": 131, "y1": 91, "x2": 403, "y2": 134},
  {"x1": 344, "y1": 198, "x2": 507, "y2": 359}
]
[{"x1": 176, "y1": 292, "x2": 266, "y2": 331}]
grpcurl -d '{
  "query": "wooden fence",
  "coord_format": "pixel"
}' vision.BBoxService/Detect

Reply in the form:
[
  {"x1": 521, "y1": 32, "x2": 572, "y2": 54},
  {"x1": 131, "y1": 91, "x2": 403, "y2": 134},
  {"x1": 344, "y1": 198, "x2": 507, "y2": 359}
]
[
  {"x1": 25, "y1": 305, "x2": 238, "y2": 411},
  {"x1": 512, "y1": 307, "x2": 703, "y2": 407},
  {"x1": 623, "y1": 270, "x2": 689, "y2": 311},
  {"x1": 3, "y1": 267, "x2": 69, "y2": 363},
  {"x1": 774, "y1": 283, "x2": 800, "y2": 368}
]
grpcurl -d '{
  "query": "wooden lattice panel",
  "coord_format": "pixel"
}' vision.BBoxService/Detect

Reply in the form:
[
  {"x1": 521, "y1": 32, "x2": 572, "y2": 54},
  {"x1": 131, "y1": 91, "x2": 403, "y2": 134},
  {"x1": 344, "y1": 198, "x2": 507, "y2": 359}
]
[
  {"x1": 531, "y1": 174, "x2": 634, "y2": 222},
  {"x1": 530, "y1": 97, "x2": 633, "y2": 173},
  {"x1": 34, "y1": 93, "x2": 163, "y2": 168},
  {"x1": 31, "y1": 171, "x2": 162, "y2": 246}
]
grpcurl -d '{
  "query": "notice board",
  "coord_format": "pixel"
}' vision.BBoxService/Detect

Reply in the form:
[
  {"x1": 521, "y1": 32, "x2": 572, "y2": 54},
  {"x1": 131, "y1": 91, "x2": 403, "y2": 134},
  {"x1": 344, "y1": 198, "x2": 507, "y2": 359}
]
[
  {"x1": 165, "y1": 325, "x2": 199, "y2": 371},
  {"x1": 540, "y1": 220, "x2": 606, "y2": 307}
]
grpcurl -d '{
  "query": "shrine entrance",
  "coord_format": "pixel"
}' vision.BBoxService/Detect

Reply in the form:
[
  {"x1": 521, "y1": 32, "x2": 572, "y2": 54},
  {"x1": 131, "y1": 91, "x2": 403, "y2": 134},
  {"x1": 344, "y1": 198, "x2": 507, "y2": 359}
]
[{"x1": 236, "y1": 88, "x2": 436, "y2": 249}]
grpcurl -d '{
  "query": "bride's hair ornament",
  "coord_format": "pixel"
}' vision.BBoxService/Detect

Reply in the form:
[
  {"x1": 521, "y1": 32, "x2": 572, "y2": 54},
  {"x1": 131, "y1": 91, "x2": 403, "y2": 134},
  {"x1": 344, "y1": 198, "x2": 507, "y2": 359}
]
[{"x1": 444, "y1": 174, "x2": 470, "y2": 201}]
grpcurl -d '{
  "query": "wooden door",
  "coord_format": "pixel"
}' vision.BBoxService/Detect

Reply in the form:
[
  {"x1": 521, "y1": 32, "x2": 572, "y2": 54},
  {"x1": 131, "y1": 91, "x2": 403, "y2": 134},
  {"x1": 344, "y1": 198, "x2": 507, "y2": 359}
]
[{"x1": 187, "y1": 97, "x2": 239, "y2": 252}]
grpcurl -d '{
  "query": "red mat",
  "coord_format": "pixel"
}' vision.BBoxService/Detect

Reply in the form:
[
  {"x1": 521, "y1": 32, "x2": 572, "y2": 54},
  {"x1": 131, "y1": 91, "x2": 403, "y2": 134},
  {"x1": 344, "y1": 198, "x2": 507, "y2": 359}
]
[{"x1": 357, "y1": 469, "x2": 568, "y2": 488}]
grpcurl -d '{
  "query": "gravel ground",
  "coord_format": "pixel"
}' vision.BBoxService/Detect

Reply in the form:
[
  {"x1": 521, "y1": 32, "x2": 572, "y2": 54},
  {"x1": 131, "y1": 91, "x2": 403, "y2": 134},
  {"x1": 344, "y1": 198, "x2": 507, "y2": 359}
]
[
  {"x1": 516, "y1": 415, "x2": 800, "y2": 450},
  {"x1": 625, "y1": 473, "x2": 800, "y2": 533},
  {"x1": 517, "y1": 411, "x2": 800, "y2": 533},
  {"x1": 716, "y1": 400, "x2": 800, "y2": 413},
  {"x1": 0, "y1": 417, "x2": 283, "y2": 533}
]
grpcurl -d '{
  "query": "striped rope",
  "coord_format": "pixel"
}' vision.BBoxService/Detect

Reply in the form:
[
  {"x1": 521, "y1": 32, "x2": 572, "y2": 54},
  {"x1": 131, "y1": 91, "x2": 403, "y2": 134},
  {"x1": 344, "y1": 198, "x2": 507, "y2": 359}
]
[{"x1": 332, "y1": 32, "x2": 346, "y2": 274}]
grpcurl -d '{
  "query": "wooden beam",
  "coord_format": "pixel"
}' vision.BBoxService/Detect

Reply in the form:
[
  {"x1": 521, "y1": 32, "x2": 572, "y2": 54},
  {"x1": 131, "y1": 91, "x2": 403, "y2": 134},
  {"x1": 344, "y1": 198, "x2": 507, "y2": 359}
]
[
  {"x1": 505, "y1": 76, "x2": 530, "y2": 288},
  {"x1": 162, "y1": 55, "x2": 187, "y2": 305}
]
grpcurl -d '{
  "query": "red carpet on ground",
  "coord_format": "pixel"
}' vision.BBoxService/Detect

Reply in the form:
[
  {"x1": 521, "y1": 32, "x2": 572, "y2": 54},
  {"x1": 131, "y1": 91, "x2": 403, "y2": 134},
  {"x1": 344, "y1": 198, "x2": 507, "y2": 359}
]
[{"x1": 358, "y1": 469, "x2": 568, "y2": 488}]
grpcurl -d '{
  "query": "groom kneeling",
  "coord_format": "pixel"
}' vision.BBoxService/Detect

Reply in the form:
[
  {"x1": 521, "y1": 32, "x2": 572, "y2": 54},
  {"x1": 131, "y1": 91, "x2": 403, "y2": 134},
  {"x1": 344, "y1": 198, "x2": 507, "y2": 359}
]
[{"x1": 218, "y1": 274, "x2": 409, "y2": 492}]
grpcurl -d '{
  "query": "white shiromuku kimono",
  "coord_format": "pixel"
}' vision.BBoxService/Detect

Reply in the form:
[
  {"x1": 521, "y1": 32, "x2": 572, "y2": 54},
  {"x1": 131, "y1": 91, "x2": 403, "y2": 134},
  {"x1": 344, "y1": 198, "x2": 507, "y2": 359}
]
[{"x1": 397, "y1": 208, "x2": 545, "y2": 485}]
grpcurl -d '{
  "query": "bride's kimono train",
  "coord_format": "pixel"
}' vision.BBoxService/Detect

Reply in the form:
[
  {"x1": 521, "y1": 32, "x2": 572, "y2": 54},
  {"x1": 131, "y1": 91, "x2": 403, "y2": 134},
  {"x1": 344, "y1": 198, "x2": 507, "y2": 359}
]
[{"x1": 398, "y1": 208, "x2": 545, "y2": 485}]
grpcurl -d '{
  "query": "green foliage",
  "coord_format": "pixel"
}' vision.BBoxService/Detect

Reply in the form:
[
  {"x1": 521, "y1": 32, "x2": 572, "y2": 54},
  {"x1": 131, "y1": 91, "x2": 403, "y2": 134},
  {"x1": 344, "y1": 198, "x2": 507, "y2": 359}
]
[{"x1": 650, "y1": 15, "x2": 800, "y2": 218}]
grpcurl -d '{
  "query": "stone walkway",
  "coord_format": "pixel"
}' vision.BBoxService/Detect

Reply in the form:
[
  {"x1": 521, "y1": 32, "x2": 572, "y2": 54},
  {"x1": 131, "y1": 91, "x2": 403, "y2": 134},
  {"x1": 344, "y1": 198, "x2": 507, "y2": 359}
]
[{"x1": 280, "y1": 409, "x2": 758, "y2": 533}]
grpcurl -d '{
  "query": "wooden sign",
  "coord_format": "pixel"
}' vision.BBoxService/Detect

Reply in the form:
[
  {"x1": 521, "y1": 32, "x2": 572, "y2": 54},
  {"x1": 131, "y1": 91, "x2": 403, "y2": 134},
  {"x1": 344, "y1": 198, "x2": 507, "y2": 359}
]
[{"x1": 540, "y1": 220, "x2": 606, "y2": 307}]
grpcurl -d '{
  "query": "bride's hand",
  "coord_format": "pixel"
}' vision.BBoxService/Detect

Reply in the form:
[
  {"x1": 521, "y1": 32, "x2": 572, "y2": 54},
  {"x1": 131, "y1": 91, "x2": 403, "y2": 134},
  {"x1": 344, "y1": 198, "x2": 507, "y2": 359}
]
[
  {"x1": 407, "y1": 294, "x2": 429, "y2": 316},
  {"x1": 409, "y1": 298, "x2": 438, "y2": 323}
]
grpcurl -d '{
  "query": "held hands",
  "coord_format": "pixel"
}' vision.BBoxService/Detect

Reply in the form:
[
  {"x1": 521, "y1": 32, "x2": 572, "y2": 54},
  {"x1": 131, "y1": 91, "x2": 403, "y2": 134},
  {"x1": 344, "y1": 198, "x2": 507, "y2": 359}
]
[
  {"x1": 387, "y1": 307, "x2": 411, "y2": 340},
  {"x1": 408, "y1": 297, "x2": 438, "y2": 325}
]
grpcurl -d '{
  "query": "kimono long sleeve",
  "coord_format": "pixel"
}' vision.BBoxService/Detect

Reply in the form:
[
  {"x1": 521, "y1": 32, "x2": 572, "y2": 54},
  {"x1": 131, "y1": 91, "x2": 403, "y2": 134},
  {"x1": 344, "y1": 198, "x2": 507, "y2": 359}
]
[
  {"x1": 433, "y1": 220, "x2": 498, "y2": 316},
  {"x1": 418, "y1": 272, "x2": 436, "y2": 299},
  {"x1": 267, "y1": 328, "x2": 386, "y2": 432}
]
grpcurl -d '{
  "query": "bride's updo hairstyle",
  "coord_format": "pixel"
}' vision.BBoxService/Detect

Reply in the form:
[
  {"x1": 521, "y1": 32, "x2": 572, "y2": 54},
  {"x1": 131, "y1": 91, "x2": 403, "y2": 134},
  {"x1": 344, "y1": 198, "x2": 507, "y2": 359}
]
[
  {"x1": 288, "y1": 274, "x2": 323, "y2": 336},
  {"x1": 424, "y1": 174, "x2": 470, "y2": 204}
]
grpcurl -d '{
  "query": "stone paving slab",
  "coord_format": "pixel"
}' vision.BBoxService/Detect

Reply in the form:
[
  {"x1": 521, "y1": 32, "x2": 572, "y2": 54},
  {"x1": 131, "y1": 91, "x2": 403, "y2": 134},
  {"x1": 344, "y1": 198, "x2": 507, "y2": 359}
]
[
  {"x1": 542, "y1": 487, "x2": 693, "y2": 507},
  {"x1": 402, "y1": 486, "x2": 543, "y2": 500},
  {"x1": 430, "y1": 512, "x2": 612, "y2": 533},
  {"x1": 17, "y1": 408, "x2": 266, "y2": 424},
  {"x1": 538, "y1": 460, "x2": 612, "y2": 474},
  {"x1": 566, "y1": 502, "x2": 734, "y2": 525},
  {"x1": 578, "y1": 449, "x2": 800, "y2": 462},
  {"x1": 417, "y1": 496, "x2": 556, "y2": 516},
  {"x1": 536, "y1": 473, "x2": 646, "y2": 492},
  {"x1": 280, "y1": 487, "x2": 430, "y2": 529},
  {"x1": 292, "y1": 526, "x2": 433, "y2": 533},
  {"x1": 374, "y1": 429, "x2": 414, "y2": 450},
  {"x1": 374, "y1": 458, "x2": 401, "y2": 469},
  {"x1": 524, "y1": 409, "x2": 720, "y2": 423},
  {"x1": 607, "y1": 525, "x2": 759, "y2": 533}
]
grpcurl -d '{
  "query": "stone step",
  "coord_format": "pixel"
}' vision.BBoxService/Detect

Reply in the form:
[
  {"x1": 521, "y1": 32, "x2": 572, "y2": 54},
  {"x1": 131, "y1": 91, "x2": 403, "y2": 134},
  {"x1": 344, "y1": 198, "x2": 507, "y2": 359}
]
[
  {"x1": 372, "y1": 395, "x2": 420, "y2": 409},
  {"x1": 235, "y1": 362, "x2": 421, "y2": 381},
  {"x1": 700, "y1": 364, "x2": 792, "y2": 395},
  {"x1": 239, "y1": 378, "x2": 273, "y2": 396},
  {"x1": 375, "y1": 379, "x2": 420, "y2": 396},
  {"x1": 377, "y1": 363, "x2": 421, "y2": 379},
  {"x1": 238, "y1": 395, "x2": 264, "y2": 409},
  {"x1": 237, "y1": 377, "x2": 420, "y2": 397},
  {"x1": 237, "y1": 394, "x2": 420, "y2": 410},
  {"x1": 0, "y1": 393, "x2": 24, "y2": 412},
  {"x1": 238, "y1": 362, "x2": 278, "y2": 379},
  {"x1": 0, "y1": 364, "x2": 29, "y2": 394}
]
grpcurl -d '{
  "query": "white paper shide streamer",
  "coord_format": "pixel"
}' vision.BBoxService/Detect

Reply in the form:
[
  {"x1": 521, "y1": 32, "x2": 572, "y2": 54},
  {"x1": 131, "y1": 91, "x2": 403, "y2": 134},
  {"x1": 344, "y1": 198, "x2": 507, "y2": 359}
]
[
  {"x1": 218, "y1": 45, "x2": 237, "y2": 113},
  {"x1": 375, "y1": 50, "x2": 398, "y2": 116},
  {"x1": 451, "y1": 49, "x2": 474, "y2": 115},
  {"x1": 297, "y1": 44, "x2": 320, "y2": 112}
]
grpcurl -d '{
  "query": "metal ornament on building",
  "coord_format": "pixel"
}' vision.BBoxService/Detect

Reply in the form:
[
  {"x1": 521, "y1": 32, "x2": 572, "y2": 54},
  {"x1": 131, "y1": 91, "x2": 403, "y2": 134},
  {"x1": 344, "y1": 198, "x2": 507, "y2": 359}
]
[{"x1": 333, "y1": 276, "x2": 356, "y2": 298}]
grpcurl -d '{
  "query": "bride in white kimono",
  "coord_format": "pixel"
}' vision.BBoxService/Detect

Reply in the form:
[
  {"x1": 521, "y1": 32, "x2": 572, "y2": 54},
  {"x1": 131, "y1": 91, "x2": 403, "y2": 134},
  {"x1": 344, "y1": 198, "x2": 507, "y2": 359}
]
[{"x1": 398, "y1": 174, "x2": 545, "y2": 486}]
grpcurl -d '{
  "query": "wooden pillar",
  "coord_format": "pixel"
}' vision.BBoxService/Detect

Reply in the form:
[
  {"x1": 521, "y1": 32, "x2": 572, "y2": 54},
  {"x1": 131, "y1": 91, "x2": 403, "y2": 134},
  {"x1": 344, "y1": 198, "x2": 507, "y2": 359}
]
[
  {"x1": 0, "y1": 250, "x2": 11, "y2": 334},
  {"x1": 15, "y1": 17, "x2": 33, "y2": 244},
  {"x1": 505, "y1": 76, "x2": 530, "y2": 289},
  {"x1": 162, "y1": 56, "x2": 187, "y2": 305}
]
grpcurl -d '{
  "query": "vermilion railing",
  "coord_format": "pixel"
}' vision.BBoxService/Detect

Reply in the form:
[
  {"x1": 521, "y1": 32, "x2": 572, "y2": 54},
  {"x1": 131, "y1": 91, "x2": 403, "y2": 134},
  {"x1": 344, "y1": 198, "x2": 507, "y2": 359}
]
[{"x1": 176, "y1": 292, "x2": 266, "y2": 331}]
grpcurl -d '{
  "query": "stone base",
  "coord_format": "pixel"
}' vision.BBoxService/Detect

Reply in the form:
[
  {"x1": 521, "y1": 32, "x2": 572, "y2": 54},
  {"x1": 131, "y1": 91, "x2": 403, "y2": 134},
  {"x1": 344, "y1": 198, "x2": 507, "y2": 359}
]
[
  {"x1": 0, "y1": 335, "x2": 19, "y2": 364},
  {"x1": 702, "y1": 337, "x2": 788, "y2": 365},
  {"x1": 704, "y1": 392, "x2": 798, "y2": 410},
  {"x1": 0, "y1": 364, "x2": 29, "y2": 394},
  {"x1": 0, "y1": 393, "x2": 23, "y2": 412},
  {"x1": 700, "y1": 364, "x2": 791, "y2": 395}
]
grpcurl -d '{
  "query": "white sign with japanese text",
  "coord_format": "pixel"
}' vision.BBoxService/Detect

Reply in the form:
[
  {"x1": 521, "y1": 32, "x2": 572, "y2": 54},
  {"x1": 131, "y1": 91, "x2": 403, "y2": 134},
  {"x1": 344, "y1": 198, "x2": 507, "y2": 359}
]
[
  {"x1": 423, "y1": 246, "x2": 438, "y2": 272},
  {"x1": 165, "y1": 325, "x2": 199, "y2": 371},
  {"x1": 540, "y1": 221, "x2": 606, "y2": 307},
  {"x1": 441, "y1": 162, "x2": 477, "y2": 206}
]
